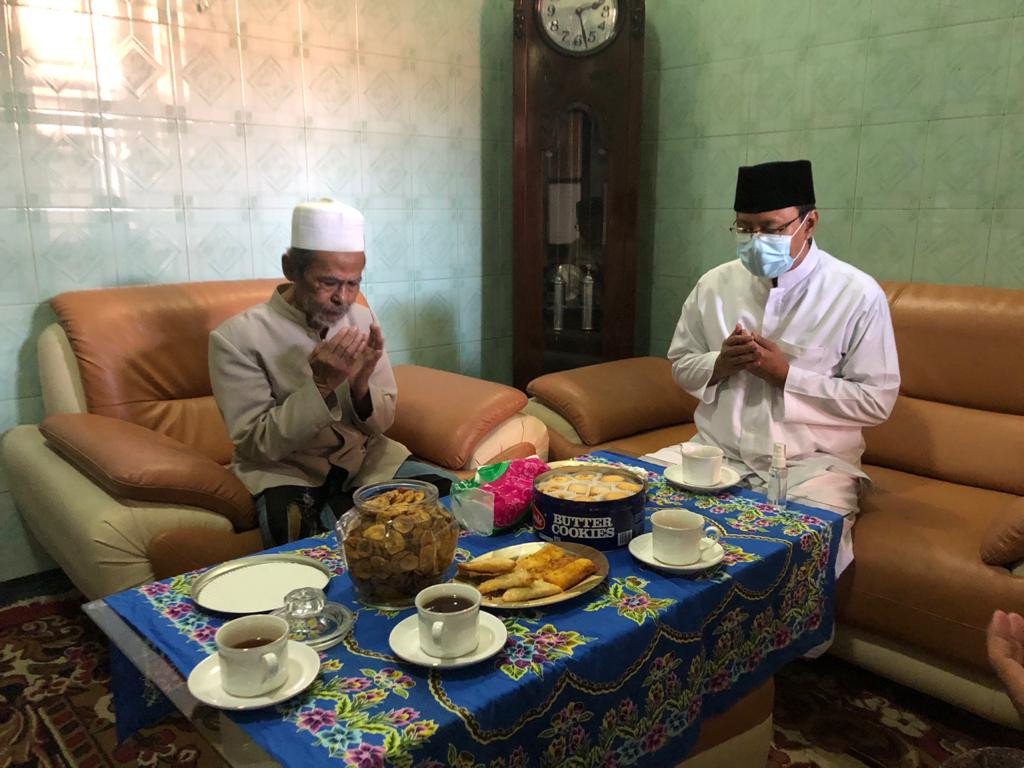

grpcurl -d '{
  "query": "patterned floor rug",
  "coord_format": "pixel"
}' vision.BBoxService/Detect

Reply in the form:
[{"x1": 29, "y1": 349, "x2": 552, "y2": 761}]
[{"x1": 0, "y1": 578, "x2": 1020, "y2": 767}]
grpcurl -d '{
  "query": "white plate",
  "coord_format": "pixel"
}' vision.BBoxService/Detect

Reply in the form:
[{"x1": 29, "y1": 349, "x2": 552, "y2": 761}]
[
  {"x1": 627, "y1": 533, "x2": 725, "y2": 574},
  {"x1": 663, "y1": 465, "x2": 741, "y2": 492},
  {"x1": 187, "y1": 641, "x2": 320, "y2": 710},
  {"x1": 388, "y1": 612, "x2": 508, "y2": 669},
  {"x1": 191, "y1": 555, "x2": 331, "y2": 614}
]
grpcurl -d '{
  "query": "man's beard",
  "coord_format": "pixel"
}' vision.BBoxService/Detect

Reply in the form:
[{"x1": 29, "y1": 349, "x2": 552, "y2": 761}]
[{"x1": 301, "y1": 297, "x2": 349, "y2": 332}]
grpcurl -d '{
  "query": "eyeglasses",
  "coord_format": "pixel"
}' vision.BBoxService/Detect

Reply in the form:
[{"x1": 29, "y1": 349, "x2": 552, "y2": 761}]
[{"x1": 729, "y1": 213, "x2": 803, "y2": 237}]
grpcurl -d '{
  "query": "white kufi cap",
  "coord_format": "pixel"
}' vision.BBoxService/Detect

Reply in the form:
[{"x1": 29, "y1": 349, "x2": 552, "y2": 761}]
[{"x1": 291, "y1": 199, "x2": 364, "y2": 251}]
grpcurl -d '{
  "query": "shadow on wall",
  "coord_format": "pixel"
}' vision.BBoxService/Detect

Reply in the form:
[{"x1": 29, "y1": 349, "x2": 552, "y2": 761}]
[{"x1": 634, "y1": 13, "x2": 660, "y2": 357}]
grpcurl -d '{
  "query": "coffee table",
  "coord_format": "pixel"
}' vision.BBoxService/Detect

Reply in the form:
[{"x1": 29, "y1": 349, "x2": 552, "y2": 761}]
[{"x1": 87, "y1": 451, "x2": 844, "y2": 767}]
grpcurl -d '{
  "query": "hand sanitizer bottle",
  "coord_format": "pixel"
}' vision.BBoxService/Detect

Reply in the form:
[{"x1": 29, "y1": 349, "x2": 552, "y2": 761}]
[{"x1": 767, "y1": 442, "x2": 788, "y2": 512}]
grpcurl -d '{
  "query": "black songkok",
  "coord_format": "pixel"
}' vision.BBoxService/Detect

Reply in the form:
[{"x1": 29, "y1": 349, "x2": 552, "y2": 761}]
[{"x1": 733, "y1": 160, "x2": 815, "y2": 213}]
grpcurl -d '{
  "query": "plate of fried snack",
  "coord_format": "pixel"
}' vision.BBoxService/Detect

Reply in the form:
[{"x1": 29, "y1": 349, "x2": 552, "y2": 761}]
[{"x1": 454, "y1": 542, "x2": 608, "y2": 608}]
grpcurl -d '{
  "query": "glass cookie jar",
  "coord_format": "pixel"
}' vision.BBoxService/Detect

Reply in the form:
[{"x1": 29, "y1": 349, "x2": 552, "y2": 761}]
[{"x1": 337, "y1": 479, "x2": 459, "y2": 609}]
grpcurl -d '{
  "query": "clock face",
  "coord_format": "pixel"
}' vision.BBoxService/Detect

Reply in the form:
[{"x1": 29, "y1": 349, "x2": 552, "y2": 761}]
[{"x1": 537, "y1": 0, "x2": 620, "y2": 55}]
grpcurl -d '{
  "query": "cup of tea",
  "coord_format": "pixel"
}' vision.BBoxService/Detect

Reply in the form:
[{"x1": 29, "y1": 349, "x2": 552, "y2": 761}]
[
  {"x1": 415, "y1": 583, "x2": 481, "y2": 658},
  {"x1": 651, "y1": 508, "x2": 720, "y2": 565},
  {"x1": 214, "y1": 614, "x2": 290, "y2": 697},
  {"x1": 678, "y1": 443, "x2": 724, "y2": 486}
]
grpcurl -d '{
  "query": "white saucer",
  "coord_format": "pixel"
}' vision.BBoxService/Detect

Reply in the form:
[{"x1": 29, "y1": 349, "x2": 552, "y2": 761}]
[
  {"x1": 663, "y1": 464, "x2": 740, "y2": 492},
  {"x1": 388, "y1": 612, "x2": 507, "y2": 669},
  {"x1": 628, "y1": 533, "x2": 725, "y2": 574},
  {"x1": 187, "y1": 641, "x2": 320, "y2": 710}
]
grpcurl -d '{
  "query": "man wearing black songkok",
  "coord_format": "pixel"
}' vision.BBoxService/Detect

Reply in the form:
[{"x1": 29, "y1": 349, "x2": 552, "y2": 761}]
[{"x1": 667, "y1": 160, "x2": 900, "y2": 576}]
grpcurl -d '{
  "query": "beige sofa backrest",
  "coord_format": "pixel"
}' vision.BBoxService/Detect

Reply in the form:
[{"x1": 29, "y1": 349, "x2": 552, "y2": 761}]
[{"x1": 863, "y1": 282, "x2": 1024, "y2": 496}]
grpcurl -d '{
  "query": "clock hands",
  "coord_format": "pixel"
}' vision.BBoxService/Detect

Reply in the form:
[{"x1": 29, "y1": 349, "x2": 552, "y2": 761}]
[{"x1": 575, "y1": 7, "x2": 588, "y2": 49}]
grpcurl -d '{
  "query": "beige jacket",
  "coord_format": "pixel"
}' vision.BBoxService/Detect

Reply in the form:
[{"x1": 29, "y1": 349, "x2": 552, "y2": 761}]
[{"x1": 209, "y1": 286, "x2": 410, "y2": 495}]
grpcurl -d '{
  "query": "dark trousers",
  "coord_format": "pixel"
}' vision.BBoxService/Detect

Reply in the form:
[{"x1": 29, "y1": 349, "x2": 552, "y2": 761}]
[{"x1": 255, "y1": 466, "x2": 454, "y2": 548}]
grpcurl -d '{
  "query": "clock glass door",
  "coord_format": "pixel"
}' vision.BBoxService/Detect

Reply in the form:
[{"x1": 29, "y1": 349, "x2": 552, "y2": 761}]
[{"x1": 542, "y1": 106, "x2": 608, "y2": 372}]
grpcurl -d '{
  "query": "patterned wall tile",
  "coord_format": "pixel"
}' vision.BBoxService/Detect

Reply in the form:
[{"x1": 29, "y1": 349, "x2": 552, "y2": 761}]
[
  {"x1": 179, "y1": 119, "x2": 248, "y2": 208},
  {"x1": 300, "y1": 0, "x2": 356, "y2": 50},
  {"x1": 920, "y1": 116, "x2": 1001, "y2": 209},
  {"x1": 1006, "y1": 17, "x2": 1024, "y2": 114},
  {"x1": 913, "y1": 209, "x2": 990, "y2": 285},
  {"x1": 356, "y1": 0, "x2": 410, "y2": 58},
  {"x1": 409, "y1": 60, "x2": 453, "y2": 138},
  {"x1": 167, "y1": 0, "x2": 238, "y2": 34},
  {"x1": 413, "y1": 343, "x2": 459, "y2": 374},
  {"x1": 995, "y1": 115, "x2": 1024, "y2": 208},
  {"x1": 693, "y1": 58, "x2": 750, "y2": 137},
  {"x1": 92, "y1": 0, "x2": 166, "y2": 26},
  {"x1": 238, "y1": 0, "x2": 300, "y2": 43},
  {"x1": 0, "y1": 305, "x2": 46, "y2": 401},
  {"x1": 458, "y1": 340, "x2": 481, "y2": 378},
  {"x1": 933, "y1": 21, "x2": 1011, "y2": 119},
  {"x1": 651, "y1": 1, "x2": 703, "y2": 70},
  {"x1": 361, "y1": 131, "x2": 409, "y2": 209},
  {"x1": 458, "y1": 209, "x2": 502, "y2": 278},
  {"x1": 363, "y1": 280, "x2": 415, "y2": 351},
  {"x1": 862, "y1": 30, "x2": 938, "y2": 125},
  {"x1": 0, "y1": 11, "x2": 13, "y2": 109},
  {"x1": 459, "y1": 139, "x2": 498, "y2": 211},
  {"x1": 19, "y1": 111, "x2": 108, "y2": 208},
  {"x1": 185, "y1": 208, "x2": 253, "y2": 280},
  {"x1": 358, "y1": 53, "x2": 411, "y2": 135},
  {"x1": 807, "y1": 0, "x2": 872, "y2": 46},
  {"x1": 939, "y1": 0, "x2": 1017, "y2": 25},
  {"x1": 0, "y1": 397, "x2": 44, "y2": 439},
  {"x1": 748, "y1": 51, "x2": 808, "y2": 135},
  {"x1": 661, "y1": 135, "x2": 747, "y2": 210},
  {"x1": 480, "y1": 274, "x2": 511, "y2": 340},
  {"x1": 104, "y1": 115, "x2": 183, "y2": 207},
  {"x1": 171, "y1": 26, "x2": 244, "y2": 122},
  {"x1": 985, "y1": 210, "x2": 1024, "y2": 289},
  {"x1": 413, "y1": 209, "x2": 457, "y2": 280},
  {"x1": 0, "y1": 210, "x2": 38, "y2": 305},
  {"x1": 9, "y1": 6, "x2": 99, "y2": 113},
  {"x1": 805, "y1": 126, "x2": 861, "y2": 209},
  {"x1": 869, "y1": 0, "x2": 941, "y2": 35},
  {"x1": 111, "y1": 209, "x2": 188, "y2": 284},
  {"x1": 0, "y1": 112, "x2": 25, "y2": 207},
  {"x1": 250, "y1": 207, "x2": 291, "y2": 277},
  {"x1": 30, "y1": 208, "x2": 116, "y2": 298},
  {"x1": 302, "y1": 47, "x2": 359, "y2": 130},
  {"x1": 10, "y1": 0, "x2": 90, "y2": 11},
  {"x1": 94, "y1": 16, "x2": 176, "y2": 118},
  {"x1": 650, "y1": 275, "x2": 689, "y2": 348},
  {"x1": 854, "y1": 121, "x2": 928, "y2": 209},
  {"x1": 306, "y1": 127, "x2": 362, "y2": 202},
  {"x1": 363, "y1": 209, "x2": 412, "y2": 283},
  {"x1": 480, "y1": 335, "x2": 511, "y2": 385},
  {"x1": 815, "y1": 208, "x2": 855, "y2": 255},
  {"x1": 697, "y1": 0, "x2": 754, "y2": 63},
  {"x1": 0, "y1": 490, "x2": 54, "y2": 581},
  {"x1": 244, "y1": 124, "x2": 307, "y2": 208},
  {"x1": 407, "y1": 0, "x2": 457, "y2": 63},
  {"x1": 846, "y1": 210, "x2": 918, "y2": 282},
  {"x1": 804, "y1": 40, "x2": 868, "y2": 129},
  {"x1": 409, "y1": 135, "x2": 454, "y2": 209},
  {"x1": 241, "y1": 38, "x2": 304, "y2": 126},
  {"x1": 747, "y1": 130, "x2": 807, "y2": 166},
  {"x1": 451, "y1": 64, "x2": 484, "y2": 140},
  {"x1": 455, "y1": 275, "x2": 481, "y2": 343},
  {"x1": 755, "y1": 0, "x2": 811, "y2": 55}
]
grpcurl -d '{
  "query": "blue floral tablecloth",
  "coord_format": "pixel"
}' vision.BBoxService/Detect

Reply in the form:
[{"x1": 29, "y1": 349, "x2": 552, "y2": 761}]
[{"x1": 104, "y1": 451, "x2": 843, "y2": 767}]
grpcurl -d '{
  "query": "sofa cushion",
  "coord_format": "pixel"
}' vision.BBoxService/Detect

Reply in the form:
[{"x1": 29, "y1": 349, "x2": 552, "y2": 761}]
[
  {"x1": 40, "y1": 413, "x2": 255, "y2": 530},
  {"x1": 601, "y1": 423, "x2": 700, "y2": 459},
  {"x1": 387, "y1": 366, "x2": 527, "y2": 470},
  {"x1": 528, "y1": 357, "x2": 697, "y2": 445},
  {"x1": 980, "y1": 497, "x2": 1024, "y2": 566},
  {"x1": 840, "y1": 465, "x2": 1024, "y2": 672}
]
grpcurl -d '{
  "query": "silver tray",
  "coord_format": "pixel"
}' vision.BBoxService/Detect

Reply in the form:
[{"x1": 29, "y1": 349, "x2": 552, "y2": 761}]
[{"x1": 191, "y1": 553, "x2": 332, "y2": 615}]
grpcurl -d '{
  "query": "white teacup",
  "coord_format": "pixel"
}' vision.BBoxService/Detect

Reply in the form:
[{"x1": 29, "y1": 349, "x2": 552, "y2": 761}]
[
  {"x1": 215, "y1": 614, "x2": 290, "y2": 697},
  {"x1": 651, "y1": 509, "x2": 721, "y2": 565},
  {"x1": 415, "y1": 583, "x2": 481, "y2": 658},
  {"x1": 677, "y1": 443, "x2": 724, "y2": 486}
]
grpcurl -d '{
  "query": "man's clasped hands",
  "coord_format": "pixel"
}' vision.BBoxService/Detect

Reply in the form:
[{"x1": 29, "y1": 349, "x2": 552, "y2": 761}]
[
  {"x1": 712, "y1": 323, "x2": 790, "y2": 388},
  {"x1": 310, "y1": 324, "x2": 385, "y2": 402}
]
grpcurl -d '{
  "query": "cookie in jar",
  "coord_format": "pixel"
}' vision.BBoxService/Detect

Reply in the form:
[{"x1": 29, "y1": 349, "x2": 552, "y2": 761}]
[{"x1": 338, "y1": 480, "x2": 459, "y2": 608}]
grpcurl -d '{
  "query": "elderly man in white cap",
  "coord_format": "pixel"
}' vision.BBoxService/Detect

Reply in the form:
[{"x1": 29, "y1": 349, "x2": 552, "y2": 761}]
[{"x1": 209, "y1": 199, "x2": 454, "y2": 546}]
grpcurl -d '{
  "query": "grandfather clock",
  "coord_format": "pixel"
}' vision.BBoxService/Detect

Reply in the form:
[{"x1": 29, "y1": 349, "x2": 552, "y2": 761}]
[{"x1": 512, "y1": 0, "x2": 645, "y2": 390}]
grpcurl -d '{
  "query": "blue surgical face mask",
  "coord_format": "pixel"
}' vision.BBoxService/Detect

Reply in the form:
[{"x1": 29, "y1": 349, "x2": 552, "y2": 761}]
[{"x1": 735, "y1": 216, "x2": 809, "y2": 278}]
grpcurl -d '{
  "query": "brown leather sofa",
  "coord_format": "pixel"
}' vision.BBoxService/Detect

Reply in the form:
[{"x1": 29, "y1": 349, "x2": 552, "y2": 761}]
[
  {"x1": 524, "y1": 281, "x2": 1024, "y2": 729},
  {"x1": 1, "y1": 280, "x2": 548, "y2": 599}
]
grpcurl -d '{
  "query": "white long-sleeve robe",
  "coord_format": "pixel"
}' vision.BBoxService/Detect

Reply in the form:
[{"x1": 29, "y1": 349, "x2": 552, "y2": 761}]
[{"x1": 667, "y1": 243, "x2": 900, "y2": 572}]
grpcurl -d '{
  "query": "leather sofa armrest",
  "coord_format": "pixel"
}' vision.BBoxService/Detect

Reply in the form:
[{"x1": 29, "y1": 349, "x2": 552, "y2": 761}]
[
  {"x1": 388, "y1": 366, "x2": 528, "y2": 470},
  {"x1": 527, "y1": 357, "x2": 698, "y2": 445},
  {"x1": 981, "y1": 497, "x2": 1024, "y2": 566},
  {"x1": 39, "y1": 413, "x2": 255, "y2": 531}
]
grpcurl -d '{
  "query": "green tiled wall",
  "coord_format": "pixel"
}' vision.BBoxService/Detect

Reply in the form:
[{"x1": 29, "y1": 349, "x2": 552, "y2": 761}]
[
  {"x1": 640, "y1": 0, "x2": 1024, "y2": 355},
  {"x1": 0, "y1": 0, "x2": 512, "y2": 581}
]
